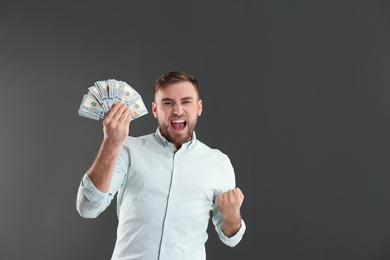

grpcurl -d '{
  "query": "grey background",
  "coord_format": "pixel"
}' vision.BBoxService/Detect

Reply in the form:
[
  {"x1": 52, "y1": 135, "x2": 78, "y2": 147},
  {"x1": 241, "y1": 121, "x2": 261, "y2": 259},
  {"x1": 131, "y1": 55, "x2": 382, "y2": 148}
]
[{"x1": 1, "y1": 1, "x2": 390, "y2": 259}]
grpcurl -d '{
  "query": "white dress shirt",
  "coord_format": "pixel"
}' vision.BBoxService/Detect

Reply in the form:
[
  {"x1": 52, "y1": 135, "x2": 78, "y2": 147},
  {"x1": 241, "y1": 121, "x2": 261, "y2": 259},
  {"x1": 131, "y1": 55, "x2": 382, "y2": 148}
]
[{"x1": 76, "y1": 129, "x2": 246, "y2": 260}]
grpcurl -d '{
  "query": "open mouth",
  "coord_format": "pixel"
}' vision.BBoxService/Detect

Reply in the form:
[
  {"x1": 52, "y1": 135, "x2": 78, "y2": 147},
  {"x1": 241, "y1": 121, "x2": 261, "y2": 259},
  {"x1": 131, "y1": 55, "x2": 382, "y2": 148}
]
[{"x1": 170, "y1": 119, "x2": 187, "y2": 131}]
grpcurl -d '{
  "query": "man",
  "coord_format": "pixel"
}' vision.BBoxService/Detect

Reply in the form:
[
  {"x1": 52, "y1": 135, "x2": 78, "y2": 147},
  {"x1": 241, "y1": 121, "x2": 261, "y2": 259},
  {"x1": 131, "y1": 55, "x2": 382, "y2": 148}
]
[{"x1": 76, "y1": 71, "x2": 246, "y2": 260}]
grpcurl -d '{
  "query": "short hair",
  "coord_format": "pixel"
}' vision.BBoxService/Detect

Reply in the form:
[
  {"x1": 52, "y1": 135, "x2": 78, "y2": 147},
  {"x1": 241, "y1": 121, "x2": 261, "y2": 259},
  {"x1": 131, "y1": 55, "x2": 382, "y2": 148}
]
[{"x1": 153, "y1": 71, "x2": 200, "y2": 98}]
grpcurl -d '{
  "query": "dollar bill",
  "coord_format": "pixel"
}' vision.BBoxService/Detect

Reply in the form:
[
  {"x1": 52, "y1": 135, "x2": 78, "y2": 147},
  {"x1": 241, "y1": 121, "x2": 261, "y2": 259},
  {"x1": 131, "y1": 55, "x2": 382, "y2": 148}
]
[
  {"x1": 109, "y1": 79, "x2": 124, "y2": 104},
  {"x1": 78, "y1": 92, "x2": 106, "y2": 121},
  {"x1": 88, "y1": 85, "x2": 108, "y2": 111},
  {"x1": 118, "y1": 82, "x2": 139, "y2": 103},
  {"x1": 78, "y1": 79, "x2": 148, "y2": 122},
  {"x1": 95, "y1": 80, "x2": 114, "y2": 109},
  {"x1": 126, "y1": 96, "x2": 148, "y2": 119}
]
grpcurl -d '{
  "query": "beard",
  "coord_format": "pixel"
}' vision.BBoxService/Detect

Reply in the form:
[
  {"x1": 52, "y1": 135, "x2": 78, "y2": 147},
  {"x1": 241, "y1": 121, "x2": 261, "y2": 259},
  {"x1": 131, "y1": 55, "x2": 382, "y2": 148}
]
[{"x1": 158, "y1": 117, "x2": 198, "y2": 148}]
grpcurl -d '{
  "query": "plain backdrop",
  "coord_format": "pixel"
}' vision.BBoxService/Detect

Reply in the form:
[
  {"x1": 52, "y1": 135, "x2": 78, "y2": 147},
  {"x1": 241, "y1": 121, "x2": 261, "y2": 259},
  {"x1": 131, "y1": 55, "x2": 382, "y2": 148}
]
[{"x1": 1, "y1": 1, "x2": 390, "y2": 259}]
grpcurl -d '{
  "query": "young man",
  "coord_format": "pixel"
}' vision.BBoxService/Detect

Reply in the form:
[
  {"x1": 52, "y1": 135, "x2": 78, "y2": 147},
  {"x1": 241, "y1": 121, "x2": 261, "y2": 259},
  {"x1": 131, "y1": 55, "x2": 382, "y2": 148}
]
[{"x1": 76, "y1": 71, "x2": 246, "y2": 260}]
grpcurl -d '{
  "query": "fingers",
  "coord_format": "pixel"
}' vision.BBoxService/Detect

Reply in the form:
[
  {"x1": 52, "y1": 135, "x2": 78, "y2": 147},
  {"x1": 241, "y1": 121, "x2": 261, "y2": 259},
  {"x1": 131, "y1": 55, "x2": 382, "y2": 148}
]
[
  {"x1": 218, "y1": 188, "x2": 244, "y2": 201},
  {"x1": 105, "y1": 102, "x2": 122, "y2": 119},
  {"x1": 123, "y1": 108, "x2": 132, "y2": 127},
  {"x1": 102, "y1": 103, "x2": 131, "y2": 146},
  {"x1": 103, "y1": 103, "x2": 132, "y2": 128},
  {"x1": 218, "y1": 188, "x2": 244, "y2": 211},
  {"x1": 217, "y1": 188, "x2": 244, "y2": 221},
  {"x1": 106, "y1": 102, "x2": 129, "y2": 123}
]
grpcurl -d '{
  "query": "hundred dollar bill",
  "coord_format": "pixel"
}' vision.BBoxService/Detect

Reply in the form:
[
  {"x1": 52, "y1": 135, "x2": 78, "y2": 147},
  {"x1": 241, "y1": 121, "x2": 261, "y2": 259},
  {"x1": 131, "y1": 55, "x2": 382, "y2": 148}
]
[
  {"x1": 118, "y1": 82, "x2": 139, "y2": 103},
  {"x1": 95, "y1": 80, "x2": 112, "y2": 109},
  {"x1": 80, "y1": 92, "x2": 104, "y2": 111},
  {"x1": 108, "y1": 79, "x2": 122, "y2": 102},
  {"x1": 126, "y1": 96, "x2": 148, "y2": 119},
  {"x1": 88, "y1": 85, "x2": 108, "y2": 111},
  {"x1": 78, "y1": 92, "x2": 106, "y2": 121},
  {"x1": 109, "y1": 79, "x2": 124, "y2": 104},
  {"x1": 79, "y1": 79, "x2": 148, "y2": 122},
  {"x1": 79, "y1": 109, "x2": 101, "y2": 121}
]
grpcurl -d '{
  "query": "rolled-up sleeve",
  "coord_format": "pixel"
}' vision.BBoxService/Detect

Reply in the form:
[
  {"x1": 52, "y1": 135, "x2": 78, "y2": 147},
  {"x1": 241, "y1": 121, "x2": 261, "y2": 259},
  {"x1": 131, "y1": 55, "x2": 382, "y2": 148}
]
[
  {"x1": 76, "y1": 173, "x2": 114, "y2": 218},
  {"x1": 214, "y1": 218, "x2": 246, "y2": 247},
  {"x1": 211, "y1": 155, "x2": 246, "y2": 247},
  {"x1": 76, "y1": 142, "x2": 130, "y2": 218}
]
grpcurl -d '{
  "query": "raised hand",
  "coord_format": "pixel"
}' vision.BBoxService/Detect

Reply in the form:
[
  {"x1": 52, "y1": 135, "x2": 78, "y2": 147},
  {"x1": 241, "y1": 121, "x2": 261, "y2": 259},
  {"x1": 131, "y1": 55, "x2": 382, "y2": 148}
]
[
  {"x1": 217, "y1": 188, "x2": 244, "y2": 237},
  {"x1": 103, "y1": 102, "x2": 132, "y2": 148},
  {"x1": 88, "y1": 102, "x2": 132, "y2": 193}
]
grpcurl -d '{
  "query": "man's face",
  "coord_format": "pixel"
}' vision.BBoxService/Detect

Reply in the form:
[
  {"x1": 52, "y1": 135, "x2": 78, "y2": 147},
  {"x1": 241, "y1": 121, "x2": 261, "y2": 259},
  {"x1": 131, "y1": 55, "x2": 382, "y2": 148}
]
[{"x1": 152, "y1": 81, "x2": 202, "y2": 148}]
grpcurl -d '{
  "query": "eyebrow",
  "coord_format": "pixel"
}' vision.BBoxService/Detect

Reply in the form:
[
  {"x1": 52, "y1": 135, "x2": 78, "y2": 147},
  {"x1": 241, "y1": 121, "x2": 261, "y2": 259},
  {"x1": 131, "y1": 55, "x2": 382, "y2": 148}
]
[{"x1": 161, "y1": 97, "x2": 194, "y2": 102}]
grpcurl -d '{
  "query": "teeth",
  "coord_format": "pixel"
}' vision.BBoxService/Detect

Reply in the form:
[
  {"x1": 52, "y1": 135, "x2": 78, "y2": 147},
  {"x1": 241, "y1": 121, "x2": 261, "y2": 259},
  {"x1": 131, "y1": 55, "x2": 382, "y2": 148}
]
[{"x1": 171, "y1": 119, "x2": 185, "y2": 123}]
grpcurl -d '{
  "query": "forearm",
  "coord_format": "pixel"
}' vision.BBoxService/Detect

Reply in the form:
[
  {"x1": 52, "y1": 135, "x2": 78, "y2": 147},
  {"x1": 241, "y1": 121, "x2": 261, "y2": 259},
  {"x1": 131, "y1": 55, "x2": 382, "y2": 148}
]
[
  {"x1": 218, "y1": 187, "x2": 244, "y2": 238},
  {"x1": 221, "y1": 214, "x2": 242, "y2": 237},
  {"x1": 88, "y1": 138, "x2": 123, "y2": 193}
]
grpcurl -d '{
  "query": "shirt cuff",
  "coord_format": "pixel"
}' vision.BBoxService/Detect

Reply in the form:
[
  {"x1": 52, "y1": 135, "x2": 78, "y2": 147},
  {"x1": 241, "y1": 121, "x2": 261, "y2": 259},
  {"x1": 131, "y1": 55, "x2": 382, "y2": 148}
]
[
  {"x1": 79, "y1": 173, "x2": 107, "y2": 202},
  {"x1": 218, "y1": 219, "x2": 246, "y2": 247}
]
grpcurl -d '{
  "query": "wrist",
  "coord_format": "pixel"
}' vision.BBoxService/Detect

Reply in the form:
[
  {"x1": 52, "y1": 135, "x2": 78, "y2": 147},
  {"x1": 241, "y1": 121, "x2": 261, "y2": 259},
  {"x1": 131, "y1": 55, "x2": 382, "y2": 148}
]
[
  {"x1": 102, "y1": 136, "x2": 126, "y2": 152},
  {"x1": 222, "y1": 211, "x2": 241, "y2": 223},
  {"x1": 221, "y1": 217, "x2": 242, "y2": 237}
]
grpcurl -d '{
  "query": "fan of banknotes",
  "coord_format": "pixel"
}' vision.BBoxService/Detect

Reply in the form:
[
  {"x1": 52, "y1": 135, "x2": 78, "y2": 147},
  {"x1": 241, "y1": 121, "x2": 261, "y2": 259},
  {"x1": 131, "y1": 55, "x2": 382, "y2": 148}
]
[{"x1": 78, "y1": 79, "x2": 148, "y2": 121}]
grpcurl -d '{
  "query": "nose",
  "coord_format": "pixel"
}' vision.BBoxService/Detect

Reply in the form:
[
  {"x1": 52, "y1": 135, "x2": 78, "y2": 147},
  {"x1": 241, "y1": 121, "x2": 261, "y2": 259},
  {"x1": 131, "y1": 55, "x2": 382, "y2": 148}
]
[{"x1": 173, "y1": 103, "x2": 184, "y2": 116}]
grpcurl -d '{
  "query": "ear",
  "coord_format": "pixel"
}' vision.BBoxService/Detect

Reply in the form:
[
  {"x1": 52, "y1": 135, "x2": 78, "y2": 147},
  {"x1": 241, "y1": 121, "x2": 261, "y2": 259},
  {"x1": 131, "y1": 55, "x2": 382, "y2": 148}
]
[
  {"x1": 152, "y1": 102, "x2": 157, "y2": 118},
  {"x1": 197, "y1": 99, "x2": 203, "y2": 116}
]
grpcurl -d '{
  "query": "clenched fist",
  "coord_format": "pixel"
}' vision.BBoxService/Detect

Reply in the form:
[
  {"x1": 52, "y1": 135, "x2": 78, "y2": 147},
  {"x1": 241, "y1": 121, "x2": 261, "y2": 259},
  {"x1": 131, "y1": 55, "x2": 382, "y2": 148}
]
[{"x1": 217, "y1": 188, "x2": 244, "y2": 237}]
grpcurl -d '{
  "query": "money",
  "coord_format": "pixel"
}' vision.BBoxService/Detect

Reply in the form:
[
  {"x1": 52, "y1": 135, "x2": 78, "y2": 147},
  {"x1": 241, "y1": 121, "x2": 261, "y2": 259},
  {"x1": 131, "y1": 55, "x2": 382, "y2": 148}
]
[{"x1": 78, "y1": 79, "x2": 148, "y2": 121}]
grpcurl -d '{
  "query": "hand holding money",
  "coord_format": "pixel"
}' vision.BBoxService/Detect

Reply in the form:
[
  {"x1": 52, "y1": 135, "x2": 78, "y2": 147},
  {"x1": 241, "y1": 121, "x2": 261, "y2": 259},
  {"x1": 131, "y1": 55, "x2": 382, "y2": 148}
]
[
  {"x1": 102, "y1": 102, "x2": 132, "y2": 147},
  {"x1": 78, "y1": 79, "x2": 148, "y2": 121}
]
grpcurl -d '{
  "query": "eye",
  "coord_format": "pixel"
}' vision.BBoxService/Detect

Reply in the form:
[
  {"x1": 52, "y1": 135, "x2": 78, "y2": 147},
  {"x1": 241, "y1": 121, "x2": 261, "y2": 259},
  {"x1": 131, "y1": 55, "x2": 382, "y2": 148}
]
[
  {"x1": 182, "y1": 100, "x2": 192, "y2": 104},
  {"x1": 163, "y1": 101, "x2": 173, "y2": 106}
]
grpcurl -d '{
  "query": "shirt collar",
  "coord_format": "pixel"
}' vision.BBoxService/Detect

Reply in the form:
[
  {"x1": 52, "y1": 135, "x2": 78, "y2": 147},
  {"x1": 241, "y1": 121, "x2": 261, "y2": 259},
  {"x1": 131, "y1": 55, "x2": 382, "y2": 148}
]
[{"x1": 155, "y1": 128, "x2": 197, "y2": 151}]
